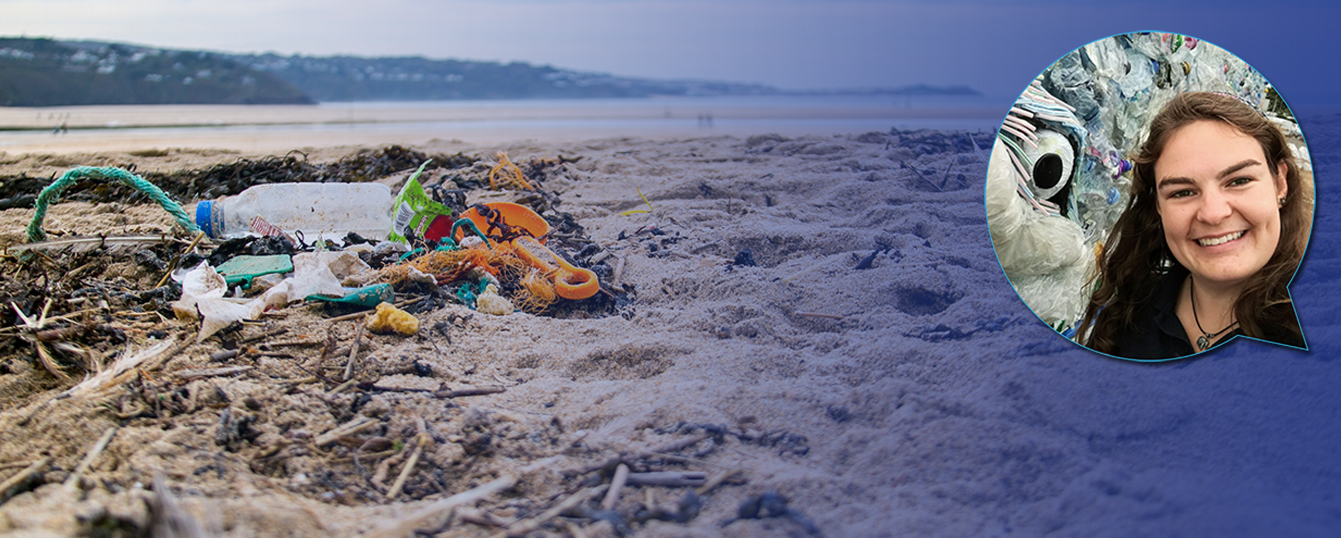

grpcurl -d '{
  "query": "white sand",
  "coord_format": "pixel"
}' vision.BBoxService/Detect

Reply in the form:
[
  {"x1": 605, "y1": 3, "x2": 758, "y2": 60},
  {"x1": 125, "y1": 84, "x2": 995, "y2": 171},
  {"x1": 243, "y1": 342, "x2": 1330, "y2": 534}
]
[{"x1": 0, "y1": 128, "x2": 1332, "y2": 537}]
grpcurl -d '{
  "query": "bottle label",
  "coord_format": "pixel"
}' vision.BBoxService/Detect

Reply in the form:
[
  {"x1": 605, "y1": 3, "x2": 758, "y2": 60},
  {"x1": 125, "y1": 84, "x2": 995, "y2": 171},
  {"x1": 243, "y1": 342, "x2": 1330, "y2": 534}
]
[
  {"x1": 250, "y1": 216, "x2": 296, "y2": 244},
  {"x1": 393, "y1": 201, "x2": 415, "y2": 237}
]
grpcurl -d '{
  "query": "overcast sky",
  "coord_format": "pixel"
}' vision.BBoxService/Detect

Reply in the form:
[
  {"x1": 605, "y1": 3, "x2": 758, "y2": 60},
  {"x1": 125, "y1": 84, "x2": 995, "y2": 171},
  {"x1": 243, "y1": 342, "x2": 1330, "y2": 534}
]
[{"x1": 3, "y1": 1, "x2": 1338, "y2": 103}]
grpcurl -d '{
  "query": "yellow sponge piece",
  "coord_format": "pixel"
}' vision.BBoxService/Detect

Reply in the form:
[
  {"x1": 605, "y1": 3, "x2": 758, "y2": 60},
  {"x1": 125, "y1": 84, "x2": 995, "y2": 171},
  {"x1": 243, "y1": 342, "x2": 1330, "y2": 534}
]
[{"x1": 365, "y1": 302, "x2": 420, "y2": 335}]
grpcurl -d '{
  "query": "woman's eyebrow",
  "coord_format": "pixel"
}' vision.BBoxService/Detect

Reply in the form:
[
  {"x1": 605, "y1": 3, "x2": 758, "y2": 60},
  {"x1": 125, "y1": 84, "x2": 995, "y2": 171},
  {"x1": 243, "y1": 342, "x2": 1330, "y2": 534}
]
[
  {"x1": 1157, "y1": 159, "x2": 1264, "y2": 190},
  {"x1": 1156, "y1": 176, "x2": 1195, "y2": 190},
  {"x1": 1216, "y1": 159, "x2": 1263, "y2": 179}
]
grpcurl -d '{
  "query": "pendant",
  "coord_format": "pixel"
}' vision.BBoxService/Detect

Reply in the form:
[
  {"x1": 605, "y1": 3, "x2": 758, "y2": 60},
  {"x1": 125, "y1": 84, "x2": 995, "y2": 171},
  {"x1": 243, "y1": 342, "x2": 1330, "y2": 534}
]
[{"x1": 1197, "y1": 334, "x2": 1211, "y2": 350}]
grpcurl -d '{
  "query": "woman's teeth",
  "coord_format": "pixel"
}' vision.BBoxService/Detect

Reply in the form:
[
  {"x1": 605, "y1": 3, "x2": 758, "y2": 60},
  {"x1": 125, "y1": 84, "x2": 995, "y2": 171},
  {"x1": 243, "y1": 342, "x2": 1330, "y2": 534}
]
[{"x1": 1198, "y1": 231, "x2": 1244, "y2": 246}]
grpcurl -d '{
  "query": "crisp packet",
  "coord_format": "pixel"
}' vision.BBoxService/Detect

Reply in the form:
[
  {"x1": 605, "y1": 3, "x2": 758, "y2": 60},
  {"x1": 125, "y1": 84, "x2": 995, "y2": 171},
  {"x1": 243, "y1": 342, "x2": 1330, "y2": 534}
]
[{"x1": 389, "y1": 160, "x2": 455, "y2": 244}]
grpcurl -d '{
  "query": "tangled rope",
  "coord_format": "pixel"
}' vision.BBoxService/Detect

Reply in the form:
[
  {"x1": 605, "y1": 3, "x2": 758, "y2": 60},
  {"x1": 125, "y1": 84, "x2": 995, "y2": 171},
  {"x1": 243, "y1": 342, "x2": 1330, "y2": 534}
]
[{"x1": 26, "y1": 166, "x2": 200, "y2": 243}]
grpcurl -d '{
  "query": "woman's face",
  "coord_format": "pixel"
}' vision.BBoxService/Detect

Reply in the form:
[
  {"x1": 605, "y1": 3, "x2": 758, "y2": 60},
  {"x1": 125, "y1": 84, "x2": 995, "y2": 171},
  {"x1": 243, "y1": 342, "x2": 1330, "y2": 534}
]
[{"x1": 1155, "y1": 120, "x2": 1288, "y2": 289}]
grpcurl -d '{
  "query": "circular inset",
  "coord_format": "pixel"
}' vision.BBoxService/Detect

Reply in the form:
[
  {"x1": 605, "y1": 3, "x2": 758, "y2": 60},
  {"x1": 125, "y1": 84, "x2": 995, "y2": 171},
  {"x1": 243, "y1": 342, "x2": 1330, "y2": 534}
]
[{"x1": 984, "y1": 32, "x2": 1314, "y2": 361}]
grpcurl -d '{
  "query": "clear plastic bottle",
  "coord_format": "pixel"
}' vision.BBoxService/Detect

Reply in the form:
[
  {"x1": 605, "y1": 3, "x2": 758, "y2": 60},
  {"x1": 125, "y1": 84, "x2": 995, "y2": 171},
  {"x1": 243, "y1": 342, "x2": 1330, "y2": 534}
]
[{"x1": 194, "y1": 183, "x2": 393, "y2": 240}]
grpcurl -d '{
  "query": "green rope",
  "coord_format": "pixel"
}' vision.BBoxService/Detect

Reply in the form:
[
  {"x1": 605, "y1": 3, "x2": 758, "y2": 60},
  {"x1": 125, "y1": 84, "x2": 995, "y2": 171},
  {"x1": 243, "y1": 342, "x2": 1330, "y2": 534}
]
[
  {"x1": 450, "y1": 218, "x2": 491, "y2": 248},
  {"x1": 26, "y1": 166, "x2": 199, "y2": 243}
]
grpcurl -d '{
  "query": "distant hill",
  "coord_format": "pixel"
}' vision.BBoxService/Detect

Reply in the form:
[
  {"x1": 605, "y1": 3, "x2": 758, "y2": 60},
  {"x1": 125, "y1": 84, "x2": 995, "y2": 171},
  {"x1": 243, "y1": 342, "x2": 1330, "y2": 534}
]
[
  {"x1": 222, "y1": 53, "x2": 785, "y2": 101},
  {"x1": 0, "y1": 37, "x2": 980, "y2": 106},
  {"x1": 0, "y1": 38, "x2": 312, "y2": 106}
]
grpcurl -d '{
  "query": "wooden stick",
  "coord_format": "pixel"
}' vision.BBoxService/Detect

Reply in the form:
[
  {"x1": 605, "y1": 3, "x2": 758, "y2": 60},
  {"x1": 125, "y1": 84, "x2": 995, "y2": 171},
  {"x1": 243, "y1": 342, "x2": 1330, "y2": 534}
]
[
  {"x1": 567, "y1": 432, "x2": 712, "y2": 475},
  {"x1": 433, "y1": 386, "x2": 506, "y2": 399},
  {"x1": 154, "y1": 231, "x2": 207, "y2": 289},
  {"x1": 175, "y1": 366, "x2": 254, "y2": 381},
  {"x1": 240, "y1": 328, "x2": 288, "y2": 344},
  {"x1": 601, "y1": 463, "x2": 629, "y2": 511},
  {"x1": 64, "y1": 426, "x2": 118, "y2": 492},
  {"x1": 696, "y1": 469, "x2": 742, "y2": 495},
  {"x1": 625, "y1": 471, "x2": 706, "y2": 487},
  {"x1": 343, "y1": 323, "x2": 364, "y2": 382},
  {"x1": 315, "y1": 417, "x2": 377, "y2": 447},
  {"x1": 499, "y1": 485, "x2": 608, "y2": 538},
  {"x1": 908, "y1": 164, "x2": 944, "y2": 192},
  {"x1": 0, "y1": 456, "x2": 51, "y2": 501},
  {"x1": 364, "y1": 476, "x2": 515, "y2": 538},
  {"x1": 385, "y1": 434, "x2": 428, "y2": 500},
  {"x1": 795, "y1": 312, "x2": 844, "y2": 320}
]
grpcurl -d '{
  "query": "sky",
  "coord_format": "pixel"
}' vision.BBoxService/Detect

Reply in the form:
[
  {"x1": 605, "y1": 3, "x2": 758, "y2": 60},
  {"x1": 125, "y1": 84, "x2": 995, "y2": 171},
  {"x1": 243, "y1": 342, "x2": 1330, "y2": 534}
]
[{"x1": 2, "y1": 0, "x2": 1339, "y2": 104}]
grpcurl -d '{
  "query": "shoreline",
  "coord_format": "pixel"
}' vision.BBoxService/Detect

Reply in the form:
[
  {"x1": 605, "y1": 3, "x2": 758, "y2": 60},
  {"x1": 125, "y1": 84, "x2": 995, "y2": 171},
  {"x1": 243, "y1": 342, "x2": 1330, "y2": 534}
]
[{"x1": 0, "y1": 100, "x2": 1001, "y2": 154}]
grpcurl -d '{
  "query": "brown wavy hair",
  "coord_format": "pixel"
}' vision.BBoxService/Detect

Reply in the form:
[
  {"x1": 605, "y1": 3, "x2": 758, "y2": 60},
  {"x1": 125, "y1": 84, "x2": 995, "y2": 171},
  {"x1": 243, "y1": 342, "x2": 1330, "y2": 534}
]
[{"x1": 1080, "y1": 91, "x2": 1311, "y2": 354}]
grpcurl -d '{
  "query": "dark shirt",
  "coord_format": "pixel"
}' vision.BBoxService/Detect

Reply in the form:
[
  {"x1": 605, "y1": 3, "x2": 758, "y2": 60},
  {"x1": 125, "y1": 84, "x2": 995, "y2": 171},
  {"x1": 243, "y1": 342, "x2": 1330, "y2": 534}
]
[{"x1": 1112, "y1": 265, "x2": 1240, "y2": 360}]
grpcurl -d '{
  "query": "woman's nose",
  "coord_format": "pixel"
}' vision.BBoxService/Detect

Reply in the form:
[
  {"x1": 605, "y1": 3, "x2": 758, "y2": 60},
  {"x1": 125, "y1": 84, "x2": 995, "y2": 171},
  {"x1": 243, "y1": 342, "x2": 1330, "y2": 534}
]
[{"x1": 1197, "y1": 189, "x2": 1233, "y2": 223}]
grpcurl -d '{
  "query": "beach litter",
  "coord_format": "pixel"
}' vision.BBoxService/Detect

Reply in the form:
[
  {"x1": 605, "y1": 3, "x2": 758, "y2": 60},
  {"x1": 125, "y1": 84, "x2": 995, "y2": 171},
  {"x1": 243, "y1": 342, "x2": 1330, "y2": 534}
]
[
  {"x1": 0, "y1": 145, "x2": 781, "y2": 538},
  {"x1": 364, "y1": 301, "x2": 419, "y2": 335}
]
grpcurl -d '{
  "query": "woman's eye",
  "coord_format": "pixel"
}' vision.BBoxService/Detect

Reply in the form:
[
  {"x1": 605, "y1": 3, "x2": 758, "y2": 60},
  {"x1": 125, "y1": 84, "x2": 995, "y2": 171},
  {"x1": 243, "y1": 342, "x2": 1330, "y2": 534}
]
[
  {"x1": 1228, "y1": 176, "x2": 1254, "y2": 187},
  {"x1": 1168, "y1": 189, "x2": 1195, "y2": 199}
]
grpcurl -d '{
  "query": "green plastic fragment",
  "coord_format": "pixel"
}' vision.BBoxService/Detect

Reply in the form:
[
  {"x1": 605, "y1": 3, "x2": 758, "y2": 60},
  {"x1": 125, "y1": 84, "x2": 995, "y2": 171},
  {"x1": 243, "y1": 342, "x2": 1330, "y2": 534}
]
[
  {"x1": 215, "y1": 254, "x2": 294, "y2": 288},
  {"x1": 306, "y1": 283, "x2": 395, "y2": 309}
]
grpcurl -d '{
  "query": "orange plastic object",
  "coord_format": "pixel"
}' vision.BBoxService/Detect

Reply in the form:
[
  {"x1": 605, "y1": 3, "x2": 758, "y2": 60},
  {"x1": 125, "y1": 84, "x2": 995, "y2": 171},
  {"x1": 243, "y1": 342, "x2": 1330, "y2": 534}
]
[
  {"x1": 454, "y1": 202, "x2": 551, "y2": 246},
  {"x1": 511, "y1": 236, "x2": 600, "y2": 300}
]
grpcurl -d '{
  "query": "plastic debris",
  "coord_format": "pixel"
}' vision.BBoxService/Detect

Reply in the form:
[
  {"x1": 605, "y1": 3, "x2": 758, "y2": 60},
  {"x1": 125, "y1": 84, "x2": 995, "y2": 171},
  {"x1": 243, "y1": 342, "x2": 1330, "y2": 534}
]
[
  {"x1": 365, "y1": 302, "x2": 420, "y2": 335},
  {"x1": 475, "y1": 284, "x2": 515, "y2": 316},
  {"x1": 307, "y1": 283, "x2": 395, "y2": 309},
  {"x1": 389, "y1": 161, "x2": 457, "y2": 244},
  {"x1": 262, "y1": 251, "x2": 373, "y2": 307},
  {"x1": 194, "y1": 182, "x2": 394, "y2": 240},
  {"x1": 171, "y1": 263, "x2": 266, "y2": 342},
  {"x1": 215, "y1": 254, "x2": 293, "y2": 288}
]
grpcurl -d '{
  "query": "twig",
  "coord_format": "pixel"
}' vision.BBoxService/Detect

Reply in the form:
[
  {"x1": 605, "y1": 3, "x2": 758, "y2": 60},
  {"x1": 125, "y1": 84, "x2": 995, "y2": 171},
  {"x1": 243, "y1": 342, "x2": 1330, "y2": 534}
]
[
  {"x1": 175, "y1": 366, "x2": 254, "y2": 381},
  {"x1": 326, "y1": 310, "x2": 372, "y2": 323},
  {"x1": 647, "y1": 432, "x2": 712, "y2": 456},
  {"x1": 343, "y1": 323, "x2": 364, "y2": 382},
  {"x1": 458, "y1": 508, "x2": 511, "y2": 529},
  {"x1": 240, "y1": 327, "x2": 288, "y2": 344},
  {"x1": 601, "y1": 463, "x2": 630, "y2": 511},
  {"x1": 498, "y1": 485, "x2": 608, "y2": 538},
  {"x1": 433, "y1": 386, "x2": 506, "y2": 399},
  {"x1": 327, "y1": 379, "x2": 358, "y2": 395},
  {"x1": 795, "y1": 312, "x2": 844, "y2": 320},
  {"x1": 625, "y1": 471, "x2": 706, "y2": 487},
  {"x1": 0, "y1": 456, "x2": 51, "y2": 502},
  {"x1": 325, "y1": 296, "x2": 426, "y2": 323},
  {"x1": 908, "y1": 164, "x2": 944, "y2": 192},
  {"x1": 364, "y1": 476, "x2": 515, "y2": 538},
  {"x1": 696, "y1": 469, "x2": 743, "y2": 495},
  {"x1": 64, "y1": 426, "x2": 118, "y2": 492},
  {"x1": 315, "y1": 417, "x2": 378, "y2": 447},
  {"x1": 611, "y1": 255, "x2": 626, "y2": 290},
  {"x1": 386, "y1": 434, "x2": 429, "y2": 500},
  {"x1": 567, "y1": 432, "x2": 711, "y2": 475},
  {"x1": 154, "y1": 231, "x2": 207, "y2": 289}
]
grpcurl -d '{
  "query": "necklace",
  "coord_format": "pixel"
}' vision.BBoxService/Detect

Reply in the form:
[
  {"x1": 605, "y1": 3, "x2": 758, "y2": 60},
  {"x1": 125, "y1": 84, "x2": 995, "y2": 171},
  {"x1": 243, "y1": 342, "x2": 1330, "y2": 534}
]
[{"x1": 1190, "y1": 277, "x2": 1239, "y2": 351}]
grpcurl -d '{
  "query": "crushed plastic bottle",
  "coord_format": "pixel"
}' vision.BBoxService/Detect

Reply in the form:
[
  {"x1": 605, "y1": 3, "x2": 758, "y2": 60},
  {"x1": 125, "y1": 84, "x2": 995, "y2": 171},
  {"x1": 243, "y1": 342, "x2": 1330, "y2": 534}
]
[{"x1": 194, "y1": 183, "x2": 393, "y2": 240}]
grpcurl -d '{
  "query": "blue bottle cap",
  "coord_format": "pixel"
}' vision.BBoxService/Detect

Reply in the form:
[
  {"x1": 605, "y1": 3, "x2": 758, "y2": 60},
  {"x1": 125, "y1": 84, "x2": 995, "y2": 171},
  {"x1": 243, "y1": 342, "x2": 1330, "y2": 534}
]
[{"x1": 195, "y1": 200, "x2": 215, "y2": 237}]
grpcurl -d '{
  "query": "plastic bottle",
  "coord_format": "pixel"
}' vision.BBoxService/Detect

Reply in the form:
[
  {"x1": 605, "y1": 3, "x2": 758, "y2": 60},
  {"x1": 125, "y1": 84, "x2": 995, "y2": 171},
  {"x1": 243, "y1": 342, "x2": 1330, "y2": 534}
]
[{"x1": 194, "y1": 183, "x2": 393, "y2": 240}]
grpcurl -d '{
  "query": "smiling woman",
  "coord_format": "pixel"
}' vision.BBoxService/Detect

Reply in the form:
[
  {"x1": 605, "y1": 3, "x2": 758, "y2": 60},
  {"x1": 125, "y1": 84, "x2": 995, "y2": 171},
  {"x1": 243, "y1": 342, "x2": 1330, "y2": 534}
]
[{"x1": 1079, "y1": 92, "x2": 1313, "y2": 358}]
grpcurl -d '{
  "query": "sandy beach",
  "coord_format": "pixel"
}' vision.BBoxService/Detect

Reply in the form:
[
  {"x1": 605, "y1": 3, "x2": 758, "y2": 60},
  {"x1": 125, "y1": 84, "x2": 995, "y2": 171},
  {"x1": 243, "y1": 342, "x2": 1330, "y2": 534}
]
[{"x1": 0, "y1": 114, "x2": 1336, "y2": 538}]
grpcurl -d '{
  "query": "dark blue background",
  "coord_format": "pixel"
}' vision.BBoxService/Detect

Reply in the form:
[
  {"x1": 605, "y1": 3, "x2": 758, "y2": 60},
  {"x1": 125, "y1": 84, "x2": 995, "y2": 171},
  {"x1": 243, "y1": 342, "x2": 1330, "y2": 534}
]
[{"x1": 962, "y1": 16, "x2": 1338, "y2": 536}]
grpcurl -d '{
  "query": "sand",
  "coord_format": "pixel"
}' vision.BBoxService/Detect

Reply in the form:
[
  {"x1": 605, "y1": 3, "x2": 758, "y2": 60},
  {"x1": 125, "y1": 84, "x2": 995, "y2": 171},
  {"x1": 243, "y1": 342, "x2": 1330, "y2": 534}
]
[{"x1": 0, "y1": 123, "x2": 1336, "y2": 538}]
